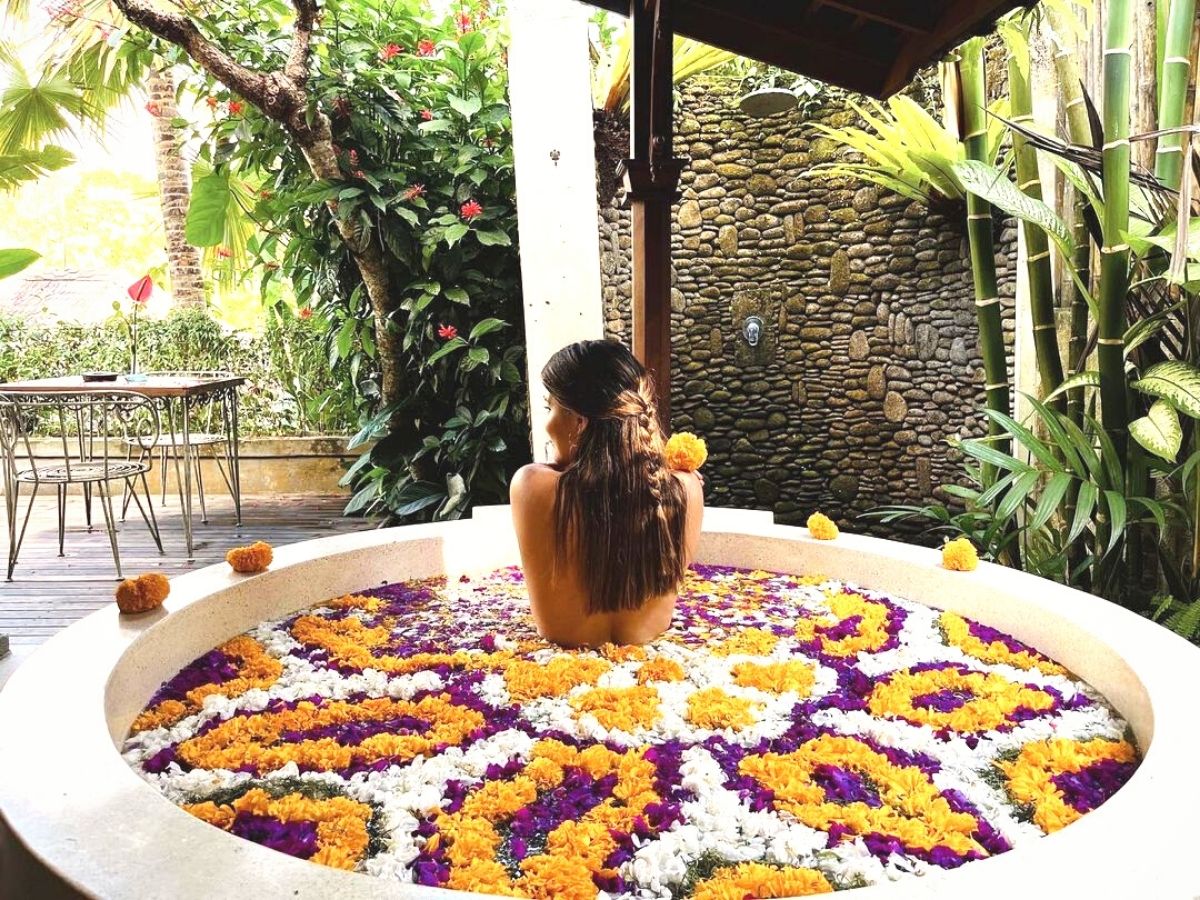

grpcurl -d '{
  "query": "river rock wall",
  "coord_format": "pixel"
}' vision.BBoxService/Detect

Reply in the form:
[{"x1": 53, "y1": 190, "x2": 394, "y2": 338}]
[{"x1": 597, "y1": 78, "x2": 1017, "y2": 537}]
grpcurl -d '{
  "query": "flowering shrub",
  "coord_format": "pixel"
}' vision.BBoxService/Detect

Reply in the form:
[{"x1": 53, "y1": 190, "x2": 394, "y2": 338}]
[{"x1": 166, "y1": 0, "x2": 528, "y2": 522}]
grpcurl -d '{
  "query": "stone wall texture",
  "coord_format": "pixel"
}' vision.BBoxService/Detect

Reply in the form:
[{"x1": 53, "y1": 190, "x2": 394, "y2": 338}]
[{"x1": 597, "y1": 78, "x2": 1017, "y2": 538}]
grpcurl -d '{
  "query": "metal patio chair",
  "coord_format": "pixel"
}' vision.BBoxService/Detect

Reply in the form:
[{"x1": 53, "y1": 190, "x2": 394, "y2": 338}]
[
  {"x1": 0, "y1": 391, "x2": 163, "y2": 580},
  {"x1": 120, "y1": 370, "x2": 238, "y2": 526}
]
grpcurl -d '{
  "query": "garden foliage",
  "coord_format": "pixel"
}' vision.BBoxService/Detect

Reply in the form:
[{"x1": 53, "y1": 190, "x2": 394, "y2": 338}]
[
  {"x1": 0, "y1": 310, "x2": 354, "y2": 436},
  {"x1": 840, "y1": 5, "x2": 1200, "y2": 641},
  {"x1": 139, "y1": 0, "x2": 530, "y2": 521}
]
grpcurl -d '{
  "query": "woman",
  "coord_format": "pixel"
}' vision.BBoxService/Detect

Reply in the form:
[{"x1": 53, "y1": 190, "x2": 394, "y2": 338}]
[{"x1": 510, "y1": 339, "x2": 704, "y2": 647}]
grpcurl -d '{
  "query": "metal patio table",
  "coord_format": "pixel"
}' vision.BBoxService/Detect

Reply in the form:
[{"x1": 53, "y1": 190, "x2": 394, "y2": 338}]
[{"x1": 0, "y1": 374, "x2": 244, "y2": 557}]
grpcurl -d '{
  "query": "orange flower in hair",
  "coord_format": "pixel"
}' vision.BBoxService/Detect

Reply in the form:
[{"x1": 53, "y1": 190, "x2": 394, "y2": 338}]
[
  {"x1": 115, "y1": 572, "x2": 170, "y2": 614},
  {"x1": 664, "y1": 431, "x2": 707, "y2": 472},
  {"x1": 227, "y1": 541, "x2": 274, "y2": 574}
]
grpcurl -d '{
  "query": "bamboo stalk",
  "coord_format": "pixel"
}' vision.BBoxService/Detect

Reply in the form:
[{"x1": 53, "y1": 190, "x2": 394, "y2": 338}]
[
  {"x1": 1155, "y1": 0, "x2": 1195, "y2": 189},
  {"x1": 958, "y1": 39, "x2": 1014, "y2": 505},
  {"x1": 1008, "y1": 19, "x2": 1067, "y2": 413},
  {"x1": 1098, "y1": 0, "x2": 1133, "y2": 464},
  {"x1": 1050, "y1": 6, "x2": 1097, "y2": 431}
]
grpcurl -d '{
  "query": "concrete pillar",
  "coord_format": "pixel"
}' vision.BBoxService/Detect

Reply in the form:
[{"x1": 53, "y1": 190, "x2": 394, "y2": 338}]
[{"x1": 508, "y1": 0, "x2": 606, "y2": 462}]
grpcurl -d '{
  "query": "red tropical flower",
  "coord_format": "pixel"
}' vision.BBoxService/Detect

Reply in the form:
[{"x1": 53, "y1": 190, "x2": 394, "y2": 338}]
[
  {"x1": 353, "y1": 169, "x2": 366, "y2": 179},
  {"x1": 459, "y1": 199, "x2": 483, "y2": 220},
  {"x1": 437, "y1": 324, "x2": 458, "y2": 340},
  {"x1": 228, "y1": 100, "x2": 244, "y2": 116},
  {"x1": 298, "y1": 306, "x2": 313, "y2": 319},
  {"x1": 216, "y1": 246, "x2": 233, "y2": 259},
  {"x1": 127, "y1": 275, "x2": 153, "y2": 305},
  {"x1": 144, "y1": 100, "x2": 161, "y2": 117},
  {"x1": 457, "y1": 12, "x2": 473, "y2": 31},
  {"x1": 348, "y1": 148, "x2": 359, "y2": 165},
  {"x1": 403, "y1": 183, "x2": 426, "y2": 201},
  {"x1": 420, "y1": 109, "x2": 434, "y2": 121},
  {"x1": 417, "y1": 39, "x2": 436, "y2": 56},
  {"x1": 379, "y1": 42, "x2": 403, "y2": 61},
  {"x1": 206, "y1": 95, "x2": 219, "y2": 109}
]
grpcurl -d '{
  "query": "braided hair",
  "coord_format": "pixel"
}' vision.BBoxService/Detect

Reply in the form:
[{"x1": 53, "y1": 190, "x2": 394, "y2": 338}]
[{"x1": 541, "y1": 340, "x2": 689, "y2": 615}]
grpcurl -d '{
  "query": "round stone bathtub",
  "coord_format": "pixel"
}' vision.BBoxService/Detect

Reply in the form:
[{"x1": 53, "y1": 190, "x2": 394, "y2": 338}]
[{"x1": 1, "y1": 506, "x2": 1199, "y2": 899}]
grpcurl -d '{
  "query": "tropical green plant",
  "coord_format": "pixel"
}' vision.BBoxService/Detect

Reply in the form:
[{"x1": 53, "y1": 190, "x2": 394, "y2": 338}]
[
  {"x1": 146, "y1": 0, "x2": 531, "y2": 521},
  {"x1": 592, "y1": 28, "x2": 735, "y2": 113},
  {"x1": 810, "y1": 91, "x2": 1007, "y2": 204}
]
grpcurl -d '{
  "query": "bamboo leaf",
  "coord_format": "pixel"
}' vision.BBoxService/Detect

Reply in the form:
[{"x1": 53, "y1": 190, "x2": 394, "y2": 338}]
[
  {"x1": 996, "y1": 469, "x2": 1041, "y2": 521},
  {"x1": 1024, "y1": 395, "x2": 1085, "y2": 476},
  {"x1": 1131, "y1": 361, "x2": 1200, "y2": 418},
  {"x1": 1129, "y1": 399, "x2": 1183, "y2": 461},
  {"x1": 958, "y1": 439, "x2": 1031, "y2": 473},
  {"x1": 981, "y1": 408, "x2": 1064, "y2": 472},
  {"x1": 1030, "y1": 471, "x2": 1074, "y2": 532},
  {"x1": 1067, "y1": 480, "x2": 1097, "y2": 545},
  {"x1": 1101, "y1": 489, "x2": 1127, "y2": 556}
]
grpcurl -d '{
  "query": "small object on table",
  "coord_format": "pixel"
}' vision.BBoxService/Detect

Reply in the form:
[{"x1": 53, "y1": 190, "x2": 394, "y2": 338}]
[
  {"x1": 227, "y1": 541, "x2": 273, "y2": 574},
  {"x1": 115, "y1": 572, "x2": 171, "y2": 614},
  {"x1": 81, "y1": 372, "x2": 120, "y2": 383}
]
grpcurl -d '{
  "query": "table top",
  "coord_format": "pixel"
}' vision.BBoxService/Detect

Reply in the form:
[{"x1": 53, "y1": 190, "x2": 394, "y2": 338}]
[{"x1": 0, "y1": 374, "x2": 245, "y2": 398}]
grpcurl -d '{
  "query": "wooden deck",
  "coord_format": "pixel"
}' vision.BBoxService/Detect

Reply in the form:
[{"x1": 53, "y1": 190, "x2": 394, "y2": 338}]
[{"x1": 0, "y1": 493, "x2": 373, "y2": 649}]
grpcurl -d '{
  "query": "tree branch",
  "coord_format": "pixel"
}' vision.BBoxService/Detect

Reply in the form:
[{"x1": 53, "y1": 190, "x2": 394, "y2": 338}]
[
  {"x1": 285, "y1": 0, "x2": 319, "y2": 86},
  {"x1": 110, "y1": 0, "x2": 291, "y2": 122}
]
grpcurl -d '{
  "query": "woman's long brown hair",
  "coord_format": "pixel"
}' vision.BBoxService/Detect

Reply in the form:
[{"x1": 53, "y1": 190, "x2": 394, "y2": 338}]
[{"x1": 541, "y1": 340, "x2": 688, "y2": 615}]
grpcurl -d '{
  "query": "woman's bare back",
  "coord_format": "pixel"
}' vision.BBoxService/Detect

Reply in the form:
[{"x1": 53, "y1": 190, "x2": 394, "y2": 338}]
[{"x1": 510, "y1": 464, "x2": 704, "y2": 647}]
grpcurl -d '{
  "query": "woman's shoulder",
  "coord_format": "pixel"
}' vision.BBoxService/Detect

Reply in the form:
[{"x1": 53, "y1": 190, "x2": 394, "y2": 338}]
[
  {"x1": 509, "y1": 463, "x2": 561, "y2": 504},
  {"x1": 671, "y1": 468, "x2": 704, "y2": 497}
]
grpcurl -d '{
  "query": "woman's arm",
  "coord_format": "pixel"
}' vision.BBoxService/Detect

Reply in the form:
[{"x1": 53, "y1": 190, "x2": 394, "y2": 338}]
[{"x1": 674, "y1": 470, "x2": 705, "y2": 566}]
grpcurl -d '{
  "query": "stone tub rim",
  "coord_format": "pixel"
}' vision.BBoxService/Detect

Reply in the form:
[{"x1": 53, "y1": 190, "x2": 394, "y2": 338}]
[{"x1": 0, "y1": 505, "x2": 1197, "y2": 899}]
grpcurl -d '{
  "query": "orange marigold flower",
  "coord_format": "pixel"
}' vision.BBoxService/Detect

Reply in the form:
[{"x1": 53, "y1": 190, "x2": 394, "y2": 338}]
[
  {"x1": 806, "y1": 512, "x2": 838, "y2": 540},
  {"x1": 942, "y1": 537, "x2": 979, "y2": 572},
  {"x1": 664, "y1": 431, "x2": 707, "y2": 472},
  {"x1": 227, "y1": 540, "x2": 273, "y2": 574},
  {"x1": 115, "y1": 572, "x2": 171, "y2": 614}
]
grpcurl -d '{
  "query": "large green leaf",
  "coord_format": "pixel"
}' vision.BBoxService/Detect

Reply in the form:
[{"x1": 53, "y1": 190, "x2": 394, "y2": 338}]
[
  {"x1": 0, "y1": 247, "x2": 39, "y2": 279},
  {"x1": 1045, "y1": 370, "x2": 1101, "y2": 402},
  {"x1": 952, "y1": 159, "x2": 1073, "y2": 258},
  {"x1": 1131, "y1": 361, "x2": 1200, "y2": 418},
  {"x1": 1129, "y1": 399, "x2": 1183, "y2": 461},
  {"x1": 448, "y1": 95, "x2": 481, "y2": 119},
  {"x1": 185, "y1": 170, "x2": 233, "y2": 246}
]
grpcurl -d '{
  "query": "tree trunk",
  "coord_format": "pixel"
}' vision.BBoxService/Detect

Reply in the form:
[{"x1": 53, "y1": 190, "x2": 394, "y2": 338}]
[
  {"x1": 147, "y1": 67, "x2": 206, "y2": 310},
  {"x1": 296, "y1": 127, "x2": 402, "y2": 411},
  {"x1": 111, "y1": 0, "x2": 404, "y2": 411}
]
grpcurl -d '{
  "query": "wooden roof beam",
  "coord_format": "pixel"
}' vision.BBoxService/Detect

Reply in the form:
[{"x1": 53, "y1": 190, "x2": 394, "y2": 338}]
[
  {"x1": 816, "y1": 0, "x2": 939, "y2": 34},
  {"x1": 883, "y1": 0, "x2": 1033, "y2": 95},
  {"x1": 674, "y1": 0, "x2": 892, "y2": 95}
]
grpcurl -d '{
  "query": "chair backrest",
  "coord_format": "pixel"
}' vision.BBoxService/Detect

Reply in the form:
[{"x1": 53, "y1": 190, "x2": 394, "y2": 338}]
[
  {"x1": 0, "y1": 392, "x2": 161, "y2": 485},
  {"x1": 144, "y1": 371, "x2": 236, "y2": 433}
]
